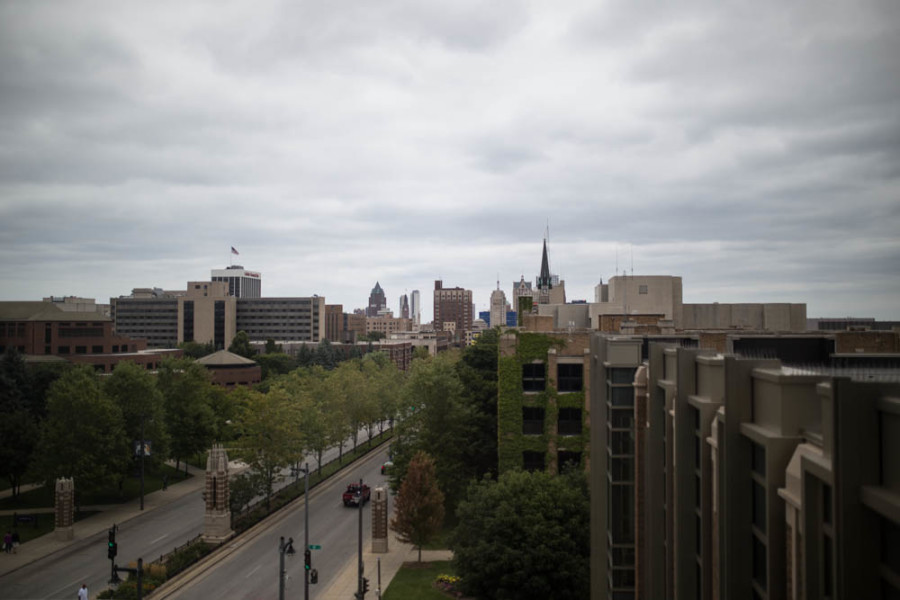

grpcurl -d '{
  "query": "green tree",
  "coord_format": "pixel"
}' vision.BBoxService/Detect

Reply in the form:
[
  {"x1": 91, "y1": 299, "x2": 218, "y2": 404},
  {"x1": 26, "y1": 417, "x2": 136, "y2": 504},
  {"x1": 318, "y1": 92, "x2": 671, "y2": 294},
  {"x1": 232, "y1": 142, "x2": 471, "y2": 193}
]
[
  {"x1": 272, "y1": 367, "x2": 330, "y2": 475},
  {"x1": 314, "y1": 339, "x2": 338, "y2": 370},
  {"x1": 456, "y1": 328, "x2": 499, "y2": 478},
  {"x1": 256, "y1": 353, "x2": 296, "y2": 380},
  {"x1": 264, "y1": 338, "x2": 282, "y2": 354},
  {"x1": 104, "y1": 361, "x2": 170, "y2": 470},
  {"x1": 35, "y1": 365, "x2": 129, "y2": 498},
  {"x1": 296, "y1": 344, "x2": 315, "y2": 368},
  {"x1": 411, "y1": 346, "x2": 430, "y2": 362},
  {"x1": 0, "y1": 349, "x2": 39, "y2": 498},
  {"x1": 228, "y1": 330, "x2": 255, "y2": 359},
  {"x1": 390, "y1": 451, "x2": 445, "y2": 563},
  {"x1": 451, "y1": 470, "x2": 590, "y2": 600},
  {"x1": 233, "y1": 388, "x2": 301, "y2": 510},
  {"x1": 389, "y1": 352, "x2": 474, "y2": 517},
  {"x1": 158, "y1": 359, "x2": 216, "y2": 473},
  {"x1": 179, "y1": 340, "x2": 215, "y2": 359}
]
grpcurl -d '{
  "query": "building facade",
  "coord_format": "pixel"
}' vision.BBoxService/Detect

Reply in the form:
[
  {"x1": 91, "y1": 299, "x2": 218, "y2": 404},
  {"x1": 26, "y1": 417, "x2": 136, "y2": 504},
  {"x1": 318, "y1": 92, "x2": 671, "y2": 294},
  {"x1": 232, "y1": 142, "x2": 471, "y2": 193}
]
[
  {"x1": 399, "y1": 294, "x2": 410, "y2": 319},
  {"x1": 433, "y1": 280, "x2": 473, "y2": 335},
  {"x1": 367, "y1": 282, "x2": 387, "y2": 317},
  {"x1": 490, "y1": 287, "x2": 508, "y2": 331},
  {"x1": 211, "y1": 265, "x2": 262, "y2": 298},
  {"x1": 410, "y1": 290, "x2": 421, "y2": 326}
]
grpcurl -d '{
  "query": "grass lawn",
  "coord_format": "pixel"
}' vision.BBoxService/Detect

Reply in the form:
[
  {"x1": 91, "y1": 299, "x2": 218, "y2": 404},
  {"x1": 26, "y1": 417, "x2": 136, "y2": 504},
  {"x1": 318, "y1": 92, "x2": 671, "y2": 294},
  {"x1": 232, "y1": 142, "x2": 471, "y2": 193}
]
[
  {"x1": 0, "y1": 463, "x2": 188, "y2": 510},
  {"x1": 382, "y1": 560, "x2": 457, "y2": 600},
  {"x1": 0, "y1": 511, "x2": 99, "y2": 544}
]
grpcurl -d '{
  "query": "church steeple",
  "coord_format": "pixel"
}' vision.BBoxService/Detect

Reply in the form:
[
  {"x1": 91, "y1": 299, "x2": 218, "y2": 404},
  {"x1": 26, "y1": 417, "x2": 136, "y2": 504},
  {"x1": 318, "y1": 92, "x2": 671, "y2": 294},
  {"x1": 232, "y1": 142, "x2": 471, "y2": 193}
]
[{"x1": 538, "y1": 238, "x2": 552, "y2": 290}]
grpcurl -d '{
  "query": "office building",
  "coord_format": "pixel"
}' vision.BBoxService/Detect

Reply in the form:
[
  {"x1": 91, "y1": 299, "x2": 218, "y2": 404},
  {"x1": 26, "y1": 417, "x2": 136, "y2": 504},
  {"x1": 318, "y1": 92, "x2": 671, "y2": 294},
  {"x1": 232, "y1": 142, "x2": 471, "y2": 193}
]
[
  {"x1": 490, "y1": 285, "x2": 508, "y2": 331},
  {"x1": 367, "y1": 282, "x2": 387, "y2": 317},
  {"x1": 410, "y1": 290, "x2": 421, "y2": 326},
  {"x1": 399, "y1": 294, "x2": 410, "y2": 319},
  {"x1": 211, "y1": 265, "x2": 261, "y2": 298},
  {"x1": 433, "y1": 280, "x2": 473, "y2": 335}
]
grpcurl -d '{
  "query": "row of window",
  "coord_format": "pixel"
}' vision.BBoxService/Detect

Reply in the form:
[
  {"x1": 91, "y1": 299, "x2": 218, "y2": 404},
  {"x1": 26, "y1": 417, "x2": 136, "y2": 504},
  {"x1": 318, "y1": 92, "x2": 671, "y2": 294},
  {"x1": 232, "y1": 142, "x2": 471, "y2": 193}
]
[
  {"x1": 522, "y1": 362, "x2": 584, "y2": 392},
  {"x1": 521, "y1": 407, "x2": 583, "y2": 435}
]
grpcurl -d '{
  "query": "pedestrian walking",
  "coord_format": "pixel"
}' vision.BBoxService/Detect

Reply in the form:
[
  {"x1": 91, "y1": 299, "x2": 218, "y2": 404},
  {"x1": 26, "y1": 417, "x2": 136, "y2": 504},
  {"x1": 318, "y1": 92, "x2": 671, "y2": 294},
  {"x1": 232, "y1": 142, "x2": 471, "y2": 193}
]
[
  {"x1": 11, "y1": 531, "x2": 19, "y2": 553},
  {"x1": 3, "y1": 531, "x2": 11, "y2": 553},
  {"x1": 162, "y1": 474, "x2": 168, "y2": 490},
  {"x1": 77, "y1": 583, "x2": 88, "y2": 600}
]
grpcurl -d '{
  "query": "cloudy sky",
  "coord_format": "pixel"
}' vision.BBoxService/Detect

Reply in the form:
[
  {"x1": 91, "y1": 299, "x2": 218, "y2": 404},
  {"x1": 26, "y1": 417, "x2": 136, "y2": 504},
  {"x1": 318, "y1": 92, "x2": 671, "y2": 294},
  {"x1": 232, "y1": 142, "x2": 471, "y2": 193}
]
[{"x1": 1, "y1": 1, "x2": 898, "y2": 322}]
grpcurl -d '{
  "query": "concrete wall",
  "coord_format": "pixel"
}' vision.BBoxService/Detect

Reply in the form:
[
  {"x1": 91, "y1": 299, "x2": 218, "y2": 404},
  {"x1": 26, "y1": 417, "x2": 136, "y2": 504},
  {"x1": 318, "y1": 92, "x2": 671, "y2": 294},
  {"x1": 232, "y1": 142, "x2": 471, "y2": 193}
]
[{"x1": 682, "y1": 303, "x2": 807, "y2": 332}]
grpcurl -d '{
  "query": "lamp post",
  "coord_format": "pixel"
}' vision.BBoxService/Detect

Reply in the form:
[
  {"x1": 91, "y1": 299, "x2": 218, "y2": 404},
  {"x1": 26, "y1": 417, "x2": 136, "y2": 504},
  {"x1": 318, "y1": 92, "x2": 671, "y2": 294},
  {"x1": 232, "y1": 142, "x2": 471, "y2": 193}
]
[
  {"x1": 139, "y1": 416, "x2": 145, "y2": 511},
  {"x1": 299, "y1": 462, "x2": 310, "y2": 600},
  {"x1": 279, "y1": 536, "x2": 295, "y2": 600}
]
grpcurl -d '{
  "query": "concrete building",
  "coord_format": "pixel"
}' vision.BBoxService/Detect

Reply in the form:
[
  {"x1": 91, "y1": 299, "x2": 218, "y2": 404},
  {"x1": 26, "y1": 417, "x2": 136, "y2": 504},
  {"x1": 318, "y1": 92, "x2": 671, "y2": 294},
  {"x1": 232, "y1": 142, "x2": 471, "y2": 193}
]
[
  {"x1": 433, "y1": 280, "x2": 472, "y2": 335},
  {"x1": 325, "y1": 304, "x2": 344, "y2": 342},
  {"x1": 113, "y1": 281, "x2": 324, "y2": 349},
  {"x1": 367, "y1": 282, "x2": 387, "y2": 317},
  {"x1": 490, "y1": 286, "x2": 508, "y2": 331},
  {"x1": 366, "y1": 315, "x2": 412, "y2": 336},
  {"x1": 211, "y1": 265, "x2": 261, "y2": 298},
  {"x1": 588, "y1": 333, "x2": 900, "y2": 600},
  {"x1": 42, "y1": 296, "x2": 110, "y2": 317},
  {"x1": 410, "y1": 290, "x2": 421, "y2": 327}
]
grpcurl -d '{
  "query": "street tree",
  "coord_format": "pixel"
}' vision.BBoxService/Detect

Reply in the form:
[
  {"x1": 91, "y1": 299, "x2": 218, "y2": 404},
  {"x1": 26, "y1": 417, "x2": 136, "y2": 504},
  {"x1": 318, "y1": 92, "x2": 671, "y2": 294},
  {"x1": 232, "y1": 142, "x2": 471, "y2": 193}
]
[
  {"x1": 179, "y1": 341, "x2": 215, "y2": 359},
  {"x1": 451, "y1": 469, "x2": 591, "y2": 600},
  {"x1": 456, "y1": 328, "x2": 500, "y2": 478},
  {"x1": 233, "y1": 388, "x2": 302, "y2": 510},
  {"x1": 390, "y1": 451, "x2": 445, "y2": 563},
  {"x1": 104, "y1": 361, "x2": 170, "y2": 469},
  {"x1": 35, "y1": 365, "x2": 129, "y2": 498},
  {"x1": 0, "y1": 349, "x2": 39, "y2": 498},
  {"x1": 158, "y1": 359, "x2": 217, "y2": 473}
]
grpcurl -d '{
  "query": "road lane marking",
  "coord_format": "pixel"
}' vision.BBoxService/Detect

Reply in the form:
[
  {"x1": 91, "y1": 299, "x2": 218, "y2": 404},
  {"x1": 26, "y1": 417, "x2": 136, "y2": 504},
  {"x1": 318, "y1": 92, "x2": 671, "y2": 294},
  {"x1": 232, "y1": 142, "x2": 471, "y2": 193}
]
[
  {"x1": 151, "y1": 533, "x2": 169, "y2": 544},
  {"x1": 245, "y1": 564, "x2": 261, "y2": 578}
]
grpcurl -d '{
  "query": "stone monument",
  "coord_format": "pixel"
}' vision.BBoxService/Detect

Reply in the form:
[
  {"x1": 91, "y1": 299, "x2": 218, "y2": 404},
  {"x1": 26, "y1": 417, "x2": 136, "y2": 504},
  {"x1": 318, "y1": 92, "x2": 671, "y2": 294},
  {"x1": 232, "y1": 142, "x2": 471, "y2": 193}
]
[
  {"x1": 54, "y1": 477, "x2": 75, "y2": 541},
  {"x1": 202, "y1": 444, "x2": 234, "y2": 543},
  {"x1": 371, "y1": 486, "x2": 388, "y2": 553}
]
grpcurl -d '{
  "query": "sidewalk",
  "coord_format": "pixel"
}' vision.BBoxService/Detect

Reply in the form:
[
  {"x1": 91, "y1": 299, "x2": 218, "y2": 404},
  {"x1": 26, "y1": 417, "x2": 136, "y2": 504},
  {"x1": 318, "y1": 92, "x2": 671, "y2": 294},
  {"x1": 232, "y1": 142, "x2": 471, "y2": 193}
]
[
  {"x1": 0, "y1": 460, "x2": 228, "y2": 578},
  {"x1": 316, "y1": 538, "x2": 453, "y2": 599}
]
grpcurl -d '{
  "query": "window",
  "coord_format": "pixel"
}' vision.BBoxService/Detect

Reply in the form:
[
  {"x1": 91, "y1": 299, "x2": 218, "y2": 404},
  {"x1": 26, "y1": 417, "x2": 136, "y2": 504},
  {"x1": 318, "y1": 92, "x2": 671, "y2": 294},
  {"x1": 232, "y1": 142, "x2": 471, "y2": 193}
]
[
  {"x1": 610, "y1": 367, "x2": 636, "y2": 384},
  {"x1": 558, "y1": 407, "x2": 582, "y2": 435},
  {"x1": 557, "y1": 363, "x2": 583, "y2": 392},
  {"x1": 92, "y1": 345, "x2": 103, "y2": 353},
  {"x1": 751, "y1": 442, "x2": 766, "y2": 476},
  {"x1": 522, "y1": 407, "x2": 544, "y2": 435},
  {"x1": 523, "y1": 451, "x2": 544, "y2": 472},
  {"x1": 558, "y1": 451, "x2": 581, "y2": 472},
  {"x1": 610, "y1": 386, "x2": 634, "y2": 406},
  {"x1": 611, "y1": 430, "x2": 634, "y2": 455},
  {"x1": 752, "y1": 535, "x2": 767, "y2": 590},
  {"x1": 57, "y1": 346, "x2": 70, "y2": 354},
  {"x1": 638, "y1": 285, "x2": 648, "y2": 295},
  {"x1": 522, "y1": 362, "x2": 545, "y2": 392},
  {"x1": 752, "y1": 480, "x2": 766, "y2": 530},
  {"x1": 609, "y1": 407, "x2": 634, "y2": 429}
]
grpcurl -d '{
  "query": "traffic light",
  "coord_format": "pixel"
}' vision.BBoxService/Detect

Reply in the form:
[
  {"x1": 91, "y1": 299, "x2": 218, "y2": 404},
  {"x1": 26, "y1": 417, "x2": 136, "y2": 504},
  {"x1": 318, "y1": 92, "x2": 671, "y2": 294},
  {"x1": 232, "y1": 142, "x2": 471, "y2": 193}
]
[
  {"x1": 107, "y1": 528, "x2": 118, "y2": 560},
  {"x1": 310, "y1": 568, "x2": 318, "y2": 584},
  {"x1": 363, "y1": 577, "x2": 369, "y2": 594},
  {"x1": 304, "y1": 549, "x2": 311, "y2": 570}
]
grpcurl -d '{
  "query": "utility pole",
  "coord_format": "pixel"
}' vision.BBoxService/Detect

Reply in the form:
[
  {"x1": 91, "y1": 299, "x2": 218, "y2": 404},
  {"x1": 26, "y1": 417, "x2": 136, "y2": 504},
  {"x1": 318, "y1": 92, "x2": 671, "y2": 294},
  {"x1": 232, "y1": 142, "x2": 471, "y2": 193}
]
[
  {"x1": 303, "y1": 462, "x2": 310, "y2": 600},
  {"x1": 279, "y1": 536, "x2": 295, "y2": 600},
  {"x1": 139, "y1": 416, "x2": 145, "y2": 511},
  {"x1": 356, "y1": 477, "x2": 366, "y2": 599}
]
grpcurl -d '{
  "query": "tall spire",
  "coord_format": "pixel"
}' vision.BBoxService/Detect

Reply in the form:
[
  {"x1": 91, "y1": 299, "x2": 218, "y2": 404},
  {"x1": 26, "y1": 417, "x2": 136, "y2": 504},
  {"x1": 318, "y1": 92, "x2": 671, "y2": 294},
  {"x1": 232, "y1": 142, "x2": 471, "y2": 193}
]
[{"x1": 538, "y1": 238, "x2": 552, "y2": 289}]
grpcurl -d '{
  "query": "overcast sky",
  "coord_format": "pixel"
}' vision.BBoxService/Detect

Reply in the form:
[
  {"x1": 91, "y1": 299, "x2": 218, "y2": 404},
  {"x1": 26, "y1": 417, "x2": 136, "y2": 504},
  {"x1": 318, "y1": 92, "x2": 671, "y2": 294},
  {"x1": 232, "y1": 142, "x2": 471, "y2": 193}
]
[{"x1": 1, "y1": 1, "x2": 898, "y2": 322}]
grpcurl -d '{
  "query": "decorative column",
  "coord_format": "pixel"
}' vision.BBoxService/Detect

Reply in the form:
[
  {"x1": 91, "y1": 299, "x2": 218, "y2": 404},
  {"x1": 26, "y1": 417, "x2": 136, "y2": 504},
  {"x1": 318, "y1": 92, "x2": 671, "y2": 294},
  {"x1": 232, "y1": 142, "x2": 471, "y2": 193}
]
[
  {"x1": 202, "y1": 444, "x2": 234, "y2": 543},
  {"x1": 54, "y1": 477, "x2": 75, "y2": 541},
  {"x1": 371, "y1": 486, "x2": 388, "y2": 553}
]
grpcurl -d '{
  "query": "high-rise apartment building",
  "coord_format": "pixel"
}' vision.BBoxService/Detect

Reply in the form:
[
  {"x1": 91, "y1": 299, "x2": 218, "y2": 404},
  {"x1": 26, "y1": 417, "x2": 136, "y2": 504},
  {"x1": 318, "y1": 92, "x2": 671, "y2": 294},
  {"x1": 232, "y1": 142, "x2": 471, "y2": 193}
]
[
  {"x1": 367, "y1": 282, "x2": 386, "y2": 317},
  {"x1": 410, "y1": 290, "x2": 421, "y2": 326},
  {"x1": 211, "y1": 265, "x2": 261, "y2": 298},
  {"x1": 433, "y1": 280, "x2": 472, "y2": 334},
  {"x1": 490, "y1": 285, "x2": 508, "y2": 331}
]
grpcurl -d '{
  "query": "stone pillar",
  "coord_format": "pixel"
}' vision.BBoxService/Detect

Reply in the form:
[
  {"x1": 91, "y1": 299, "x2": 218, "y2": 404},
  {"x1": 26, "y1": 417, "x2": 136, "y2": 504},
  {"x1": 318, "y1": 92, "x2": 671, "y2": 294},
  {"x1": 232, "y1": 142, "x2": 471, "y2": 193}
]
[
  {"x1": 371, "y1": 486, "x2": 388, "y2": 553},
  {"x1": 202, "y1": 444, "x2": 234, "y2": 543},
  {"x1": 54, "y1": 477, "x2": 75, "y2": 541}
]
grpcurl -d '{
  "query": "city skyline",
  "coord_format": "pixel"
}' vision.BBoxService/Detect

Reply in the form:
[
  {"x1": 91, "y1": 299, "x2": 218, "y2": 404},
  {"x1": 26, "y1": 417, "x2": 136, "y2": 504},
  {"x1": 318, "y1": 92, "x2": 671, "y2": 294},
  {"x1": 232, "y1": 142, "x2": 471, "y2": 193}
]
[{"x1": 1, "y1": 2, "x2": 898, "y2": 321}]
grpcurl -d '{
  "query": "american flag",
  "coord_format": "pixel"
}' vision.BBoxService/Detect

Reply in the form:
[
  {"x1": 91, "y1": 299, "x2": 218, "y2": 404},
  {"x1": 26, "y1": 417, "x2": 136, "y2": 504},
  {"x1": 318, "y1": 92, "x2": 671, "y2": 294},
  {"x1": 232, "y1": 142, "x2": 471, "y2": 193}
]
[{"x1": 231, "y1": 247, "x2": 239, "y2": 255}]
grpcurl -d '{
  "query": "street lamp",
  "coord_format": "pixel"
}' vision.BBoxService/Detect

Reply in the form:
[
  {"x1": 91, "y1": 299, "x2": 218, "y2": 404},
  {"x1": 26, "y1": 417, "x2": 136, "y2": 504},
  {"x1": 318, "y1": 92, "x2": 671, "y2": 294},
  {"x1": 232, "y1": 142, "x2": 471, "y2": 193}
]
[
  {"x1": 279, "y1": 536, "x2": 295, "y2": 600},
  {"x1": 298, "y1": 462, "x2": 311, "y2": 600}
]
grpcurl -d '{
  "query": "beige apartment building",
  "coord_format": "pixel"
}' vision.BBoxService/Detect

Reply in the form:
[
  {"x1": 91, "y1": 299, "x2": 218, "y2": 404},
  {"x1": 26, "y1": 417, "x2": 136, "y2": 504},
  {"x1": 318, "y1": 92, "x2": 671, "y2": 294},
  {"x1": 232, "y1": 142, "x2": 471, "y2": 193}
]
[{"x1": 590, "y1": 336, "x2": 900, "y2": 600}]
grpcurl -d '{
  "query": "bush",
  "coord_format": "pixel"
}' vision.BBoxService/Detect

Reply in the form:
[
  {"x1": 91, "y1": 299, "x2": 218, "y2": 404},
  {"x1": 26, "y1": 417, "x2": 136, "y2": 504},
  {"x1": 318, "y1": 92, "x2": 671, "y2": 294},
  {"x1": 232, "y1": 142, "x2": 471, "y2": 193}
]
[{"x1": 165, "y1": 541, "x2": 215, "y2": 578}]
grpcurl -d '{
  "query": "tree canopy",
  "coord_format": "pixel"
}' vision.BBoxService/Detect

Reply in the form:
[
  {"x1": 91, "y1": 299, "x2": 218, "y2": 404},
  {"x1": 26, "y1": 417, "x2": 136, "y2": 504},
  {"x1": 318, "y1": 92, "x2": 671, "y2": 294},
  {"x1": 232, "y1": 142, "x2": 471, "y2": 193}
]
[
  {"x1": 391, "y1": 451, "x2": 445, "y2": 562},
  {"x1": 451, "y1": 469, "x2": 591, "y2": 600}
]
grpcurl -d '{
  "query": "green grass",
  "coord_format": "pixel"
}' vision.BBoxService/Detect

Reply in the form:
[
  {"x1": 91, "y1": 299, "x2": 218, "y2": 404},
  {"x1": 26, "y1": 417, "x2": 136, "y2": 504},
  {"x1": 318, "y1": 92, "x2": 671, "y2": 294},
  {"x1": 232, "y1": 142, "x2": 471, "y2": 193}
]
[
  {"x1": 0, "y1": 511, "x2": 99, "y2": 544},
  {"x1": 382, "y1": 560, "x2": 456, "y2": 600},
  {"x1": 0, "y1": 464, "x2": 187, "y2": 510}
]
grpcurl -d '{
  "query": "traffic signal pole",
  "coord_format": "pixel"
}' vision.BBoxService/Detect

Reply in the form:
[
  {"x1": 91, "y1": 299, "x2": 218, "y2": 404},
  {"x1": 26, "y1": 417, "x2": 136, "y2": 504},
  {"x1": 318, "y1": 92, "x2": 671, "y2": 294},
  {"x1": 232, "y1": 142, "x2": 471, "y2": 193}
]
[{"x1": 303, "y1": 462, "x2": 310, "y2": 600}]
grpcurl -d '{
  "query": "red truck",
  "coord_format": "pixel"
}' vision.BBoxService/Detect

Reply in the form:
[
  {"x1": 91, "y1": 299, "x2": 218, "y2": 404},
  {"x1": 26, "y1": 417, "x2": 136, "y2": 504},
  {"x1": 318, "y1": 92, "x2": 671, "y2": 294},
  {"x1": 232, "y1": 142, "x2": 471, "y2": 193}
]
[{"x1": 342, "y1": 483, "x2": 371, "y2": 507}]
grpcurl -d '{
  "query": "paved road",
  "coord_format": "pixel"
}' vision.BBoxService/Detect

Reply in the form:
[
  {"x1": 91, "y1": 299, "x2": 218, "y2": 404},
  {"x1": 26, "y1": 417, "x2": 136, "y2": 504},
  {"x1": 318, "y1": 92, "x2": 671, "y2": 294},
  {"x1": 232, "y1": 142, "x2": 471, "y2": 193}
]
[
  {"x1": 160, "y1": 445, "x2": 390, "y2": 600},
  {"x1": 0, "y1": 429, "x2": 385, "y2": 600}
]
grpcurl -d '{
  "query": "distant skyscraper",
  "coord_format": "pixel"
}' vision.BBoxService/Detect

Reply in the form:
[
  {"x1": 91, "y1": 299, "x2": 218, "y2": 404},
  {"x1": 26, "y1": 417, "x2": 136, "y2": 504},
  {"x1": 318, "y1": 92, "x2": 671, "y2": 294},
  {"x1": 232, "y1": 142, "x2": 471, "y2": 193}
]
[
  {"x1": 399, "y1": 294, "x2": 410, "y2": 319},
  {"x1": 367, "y1": 282, "x2": 386, "y2": 317},
  {"x1": 433, "y1": 280, "x2": 473, "y2": 334},
  {"x1": 490, "y1": 283, "x2": 507, "y2": 330},
  {"x1": 410, "y1": 290, "x2": 421, "y2": 326},
  {"x1": 211, "y1": 265, "x2": 261, "y2": 298}
]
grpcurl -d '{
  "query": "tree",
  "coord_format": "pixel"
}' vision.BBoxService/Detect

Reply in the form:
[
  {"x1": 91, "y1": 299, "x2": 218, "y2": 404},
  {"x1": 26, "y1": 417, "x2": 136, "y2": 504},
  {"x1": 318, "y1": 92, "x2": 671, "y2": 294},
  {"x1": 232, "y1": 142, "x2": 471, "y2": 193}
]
[
  {"x1": 233, "y1": 388, "x2": 301, "y2": 510},
  {"x1": 0, "y1": 349, "x2": 39, "y2": 498},
  {"x1": 264, "y1": 338, "x2": 282, "y2": 354},
  {"x1": 158, "y1": 359, "x2": 216, "y2": 472},
  {"x1": 35, "y1": 365, "x2": 129, "y2": 499},
  {"x1": 256, "y1": 353, "x2": 296, "y2": 380},
  {"x1": 456, "y1": 328, "x2": 499, "y2": 479},
  {"x1": 389, "y1": 352, "x2": 475, "y2": 517},
  {"x1": 179, "y1": 340, "x2": 215, "y2": 359},
  {"x1": 314, "y1": 339, "x2": 338, "y2": 370},
  {"x1": 104, "y1": 361, "x2": 169, "y2": 470},
  {"x1": 228, "y1": 330, "x2": 255, "y2": 359},
  {"x1": 390, "y1": 451, "x2": 445, "y2": 563},
  {"x1": 411, "y1": 346, "x2": 430, "y2": 362},
  {"x1": 451, "y1": 470, "x2": 590, "y2": 600}
]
